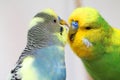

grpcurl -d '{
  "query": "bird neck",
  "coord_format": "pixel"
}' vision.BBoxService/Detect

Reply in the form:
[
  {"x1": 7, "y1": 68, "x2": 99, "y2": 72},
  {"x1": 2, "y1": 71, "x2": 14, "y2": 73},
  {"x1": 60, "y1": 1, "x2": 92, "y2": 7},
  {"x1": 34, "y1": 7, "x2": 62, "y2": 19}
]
[{"x1": 24, "y1": 34, "x2": 63, "y2": 52}]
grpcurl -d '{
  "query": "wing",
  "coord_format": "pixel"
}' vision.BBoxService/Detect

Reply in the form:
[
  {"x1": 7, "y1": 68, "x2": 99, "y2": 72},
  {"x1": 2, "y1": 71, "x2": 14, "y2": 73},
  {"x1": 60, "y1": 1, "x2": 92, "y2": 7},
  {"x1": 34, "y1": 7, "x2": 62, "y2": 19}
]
[
  {"x1": 9, "y1": 51, "x2": 30, "y2": 80},
  {"x1": 10, "y1": 64, "x2": 22, "y2": 80}
]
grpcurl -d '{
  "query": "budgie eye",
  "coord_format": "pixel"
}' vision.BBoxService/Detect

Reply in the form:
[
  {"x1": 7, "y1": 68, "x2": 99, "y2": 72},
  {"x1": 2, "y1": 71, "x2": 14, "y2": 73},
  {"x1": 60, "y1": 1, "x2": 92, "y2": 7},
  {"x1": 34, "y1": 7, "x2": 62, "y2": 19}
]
[
  {"x1": 85, "y1": 26, "x2": 92, "y2": 30},
  {"x1": 53, "y1": 19, "x2": 57, "y2": 23}
]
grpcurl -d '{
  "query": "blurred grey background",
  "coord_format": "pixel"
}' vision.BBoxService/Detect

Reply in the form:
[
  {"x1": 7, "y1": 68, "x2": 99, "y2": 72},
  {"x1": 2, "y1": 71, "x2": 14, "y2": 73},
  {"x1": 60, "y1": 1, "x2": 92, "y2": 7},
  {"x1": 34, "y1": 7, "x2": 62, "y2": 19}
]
[{"x1": 0, "y1": 0, "x2": 120, "y2": 80}]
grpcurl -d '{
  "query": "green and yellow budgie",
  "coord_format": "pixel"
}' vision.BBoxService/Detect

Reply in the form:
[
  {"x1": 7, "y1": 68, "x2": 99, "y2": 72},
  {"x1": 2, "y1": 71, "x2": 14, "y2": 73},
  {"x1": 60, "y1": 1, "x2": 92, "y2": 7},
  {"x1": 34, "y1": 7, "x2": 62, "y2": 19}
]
[
  {"x1": 68, "y1": 7, "x2": 120, "y2": 80},
  {"x1": 9, "y1": 9, "x2": 68, "y2": 80}
]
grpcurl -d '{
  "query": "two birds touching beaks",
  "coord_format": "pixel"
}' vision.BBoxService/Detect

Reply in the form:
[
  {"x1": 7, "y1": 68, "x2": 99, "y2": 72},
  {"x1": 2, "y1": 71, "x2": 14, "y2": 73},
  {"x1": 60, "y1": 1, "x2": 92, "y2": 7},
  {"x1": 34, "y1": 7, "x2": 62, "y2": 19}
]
[{"x1": 9, "y1": 7, "x2": 120, "y2": 80}]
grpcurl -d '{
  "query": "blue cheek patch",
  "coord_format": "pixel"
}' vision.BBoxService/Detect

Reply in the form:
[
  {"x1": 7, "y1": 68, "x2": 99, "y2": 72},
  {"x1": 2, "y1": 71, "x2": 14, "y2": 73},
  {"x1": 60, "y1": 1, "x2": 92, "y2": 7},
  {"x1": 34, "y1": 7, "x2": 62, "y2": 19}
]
[{"x1": 71, "y1": 21, "x2": 78, "y2": 29}]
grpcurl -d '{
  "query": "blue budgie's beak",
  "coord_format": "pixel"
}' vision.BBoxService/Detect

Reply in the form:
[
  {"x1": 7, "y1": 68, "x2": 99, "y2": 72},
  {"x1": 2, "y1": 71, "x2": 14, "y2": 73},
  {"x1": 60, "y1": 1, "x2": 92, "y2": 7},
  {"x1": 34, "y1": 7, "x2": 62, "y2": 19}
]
[
  {"x1": 71, "y1": 21, "x2": 78, "y2": 29},
  {"x1": 58, "y1": 16, "x2": 68, "y2": 27}
]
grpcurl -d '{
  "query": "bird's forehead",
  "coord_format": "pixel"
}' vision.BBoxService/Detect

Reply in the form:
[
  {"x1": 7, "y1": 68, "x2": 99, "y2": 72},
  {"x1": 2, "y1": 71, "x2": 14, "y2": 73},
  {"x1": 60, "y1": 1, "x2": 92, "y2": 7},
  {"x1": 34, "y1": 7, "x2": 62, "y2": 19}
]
[
  {"x1": 69, "y1": 7, "x2": 99, "y2": 25},
  {"x1": 42, "y1": 8, "x2": 58, "y2": 19}
]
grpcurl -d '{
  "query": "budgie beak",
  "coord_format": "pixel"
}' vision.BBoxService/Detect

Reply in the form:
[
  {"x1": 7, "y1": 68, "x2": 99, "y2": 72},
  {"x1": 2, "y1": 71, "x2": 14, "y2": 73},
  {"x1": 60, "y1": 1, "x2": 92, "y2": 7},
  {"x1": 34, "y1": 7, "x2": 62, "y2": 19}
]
[
  {"x1": 58, "y1": 16, "x2": 69, "y2": 35},
  {"x1": 58, "y1": 16, "x2": 68, "y2": 27},
  {"x1": 68, "y1": 21, "x2": 78, "y2": 41},
  {"x1": 60, "y1": 20, "x2": 67, "y2": 26}
]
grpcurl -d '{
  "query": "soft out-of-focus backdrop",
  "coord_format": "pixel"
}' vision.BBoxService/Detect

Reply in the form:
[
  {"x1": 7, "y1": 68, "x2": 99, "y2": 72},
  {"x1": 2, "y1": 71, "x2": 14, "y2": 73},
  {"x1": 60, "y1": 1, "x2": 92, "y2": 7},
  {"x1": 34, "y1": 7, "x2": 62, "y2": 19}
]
[{"x1": 0, "y1": 0, "x2": 120, "y2": 80}]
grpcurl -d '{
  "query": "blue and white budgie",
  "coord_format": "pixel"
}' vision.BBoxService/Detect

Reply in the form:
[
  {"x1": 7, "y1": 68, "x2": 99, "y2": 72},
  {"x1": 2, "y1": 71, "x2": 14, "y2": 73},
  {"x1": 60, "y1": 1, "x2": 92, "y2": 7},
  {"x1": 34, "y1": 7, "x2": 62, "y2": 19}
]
[{"x1": 9, "y1": 9, "x2": 68, "y2": 80}]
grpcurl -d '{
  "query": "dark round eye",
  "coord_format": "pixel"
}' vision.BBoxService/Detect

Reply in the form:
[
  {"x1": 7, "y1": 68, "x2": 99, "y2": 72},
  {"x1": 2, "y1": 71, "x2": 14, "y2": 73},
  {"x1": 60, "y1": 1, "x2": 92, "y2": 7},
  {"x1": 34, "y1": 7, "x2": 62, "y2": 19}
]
[
  {"x1": 85, "y1": 27, "x2": 91, "y2": 30},
  {"x1": 75, "y1": 20, "x2": 78, "y2": 23},
  {"x1": 53, "y1": 19, "x2": 57, "y2": 23}
]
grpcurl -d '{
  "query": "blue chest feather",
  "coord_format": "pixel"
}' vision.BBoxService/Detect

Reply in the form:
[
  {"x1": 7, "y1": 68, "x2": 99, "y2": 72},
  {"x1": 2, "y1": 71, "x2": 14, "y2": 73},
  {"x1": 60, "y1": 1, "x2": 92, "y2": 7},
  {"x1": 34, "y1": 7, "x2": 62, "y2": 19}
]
[{"x1": 31, "y1": 46, "x2": 66, "y2": 80}]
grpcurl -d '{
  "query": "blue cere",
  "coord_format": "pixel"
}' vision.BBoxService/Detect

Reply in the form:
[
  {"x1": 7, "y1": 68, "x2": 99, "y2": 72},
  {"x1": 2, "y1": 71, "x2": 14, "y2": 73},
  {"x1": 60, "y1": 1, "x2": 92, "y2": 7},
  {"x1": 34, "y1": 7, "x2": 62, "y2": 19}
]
[
  {"x1": 71, "y1": 21, "x2": 78, "y2": 29},
  {"x1": 58, "y1": 16, "x2": 61, "y2": 21}
]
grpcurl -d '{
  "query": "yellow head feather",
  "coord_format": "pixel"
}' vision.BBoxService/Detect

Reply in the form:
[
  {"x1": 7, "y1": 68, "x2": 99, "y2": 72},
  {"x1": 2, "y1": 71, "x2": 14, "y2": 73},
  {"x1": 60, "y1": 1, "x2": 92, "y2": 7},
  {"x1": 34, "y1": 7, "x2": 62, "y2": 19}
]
[
  {"x1": 69, "y1": 7, "x2": 99, "y2": 27},
  {"x1": 42, "y1": 8, "x2": 57, "y2": 18}
]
